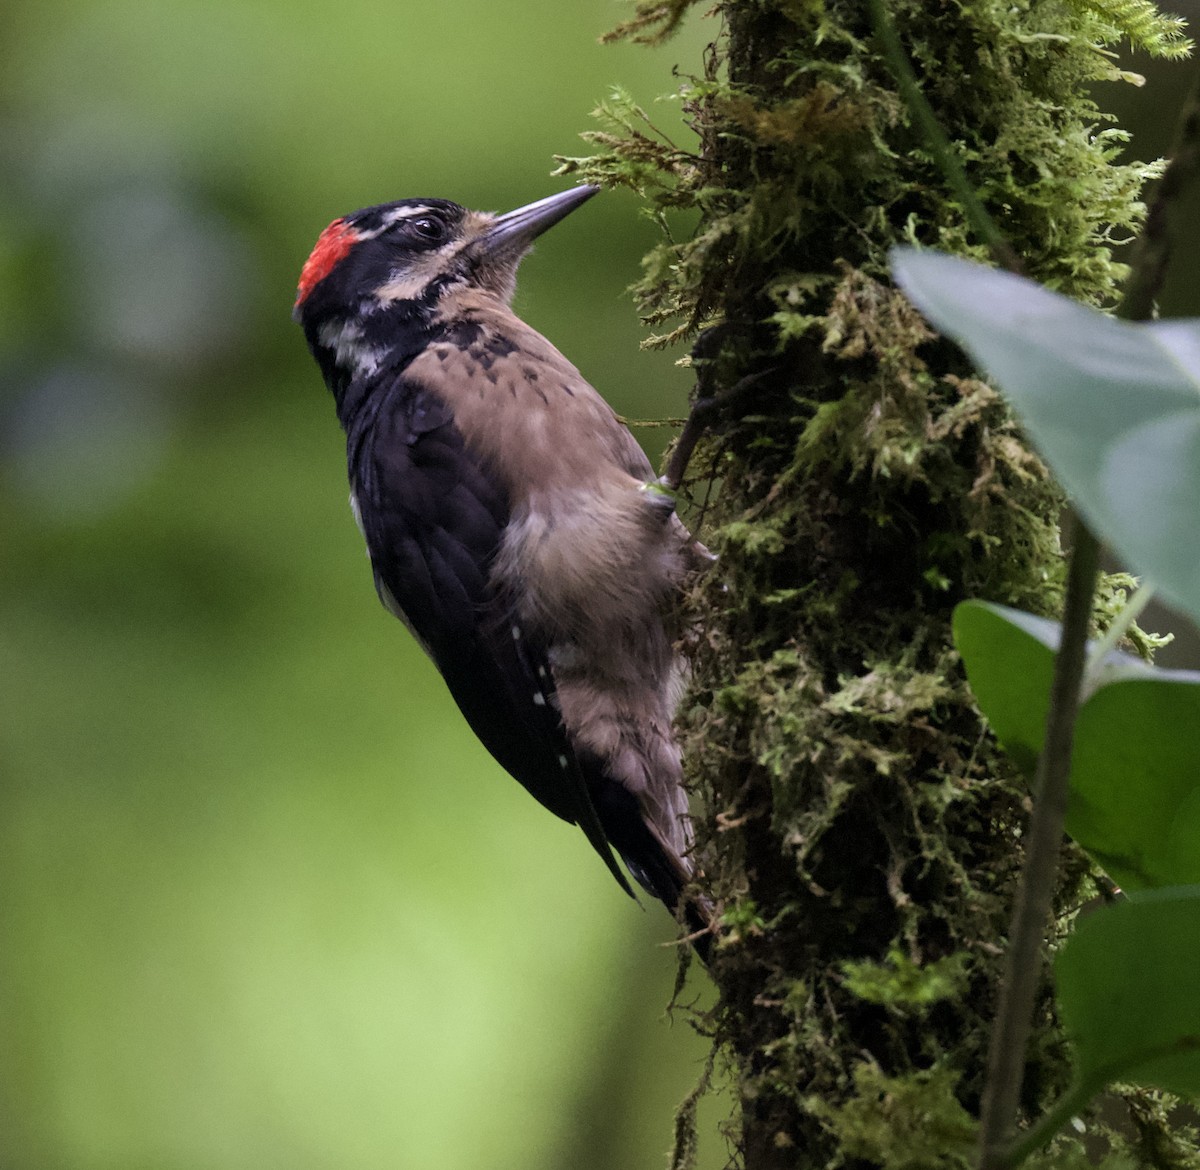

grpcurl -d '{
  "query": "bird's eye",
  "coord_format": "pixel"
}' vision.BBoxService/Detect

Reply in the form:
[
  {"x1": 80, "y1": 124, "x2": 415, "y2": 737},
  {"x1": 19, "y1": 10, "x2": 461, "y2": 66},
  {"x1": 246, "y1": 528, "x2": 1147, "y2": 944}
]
[{"x1": 409, "y1": 216, "x2": 446, "y2": 243}]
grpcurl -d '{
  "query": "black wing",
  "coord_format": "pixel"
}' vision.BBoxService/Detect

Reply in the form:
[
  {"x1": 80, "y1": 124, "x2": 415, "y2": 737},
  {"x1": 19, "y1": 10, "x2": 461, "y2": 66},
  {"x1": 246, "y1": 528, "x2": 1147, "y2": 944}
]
[{"x1": 348, "y1": 374, "x2": 633, "y2": 895}]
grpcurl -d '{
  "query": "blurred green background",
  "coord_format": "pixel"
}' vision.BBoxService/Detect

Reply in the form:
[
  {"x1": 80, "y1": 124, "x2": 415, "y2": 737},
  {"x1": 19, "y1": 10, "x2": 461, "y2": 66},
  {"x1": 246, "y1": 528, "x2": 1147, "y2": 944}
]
[{"x1": 1, "y1": 3, "x2": 1197, "y2": 1168}]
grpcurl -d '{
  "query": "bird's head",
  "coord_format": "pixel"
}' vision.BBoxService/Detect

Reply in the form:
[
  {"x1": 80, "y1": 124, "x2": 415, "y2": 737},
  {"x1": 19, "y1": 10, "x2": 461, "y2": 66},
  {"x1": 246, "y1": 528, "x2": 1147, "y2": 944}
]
[
  {"x1": 293, "y1": 185, "x2": 598, "y2": 327},
  {"x1": 293, "y1": 186, "x2": 597, "y2": 397}
]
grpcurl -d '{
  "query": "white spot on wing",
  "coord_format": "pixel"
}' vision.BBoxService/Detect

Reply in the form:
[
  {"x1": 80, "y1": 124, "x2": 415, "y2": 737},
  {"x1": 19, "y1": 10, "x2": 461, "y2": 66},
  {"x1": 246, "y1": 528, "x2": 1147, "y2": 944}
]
[{"x1": 547, "y1": 642, "x2": 580, "y2": 670}]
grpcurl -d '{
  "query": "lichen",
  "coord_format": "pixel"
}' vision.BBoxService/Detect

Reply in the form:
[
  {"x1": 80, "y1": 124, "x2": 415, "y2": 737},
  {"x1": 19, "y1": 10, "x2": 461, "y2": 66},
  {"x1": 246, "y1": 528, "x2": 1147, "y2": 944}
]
[{"x1": 565, "y1": 1, "x2": 1197, "y2": 1167}]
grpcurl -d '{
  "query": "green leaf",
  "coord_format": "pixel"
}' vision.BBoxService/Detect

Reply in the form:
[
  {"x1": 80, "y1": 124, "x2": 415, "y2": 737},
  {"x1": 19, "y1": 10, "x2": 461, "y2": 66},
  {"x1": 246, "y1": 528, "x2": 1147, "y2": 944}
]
[
  {"x1": 892, "y1": 249, "x2": 1200, "y2": 625},
  {"x1": 953, "y1": 601, "x2": 1200, "y2": 889},
  {"x1": 1056, "y1": 888, "x2": 1200, "y2": 1097},
  {"x1": 1072, "y1": 678, "x2": 1200, "y2": 889},
  {"x1": 952, "y1": 602, "x2": 1057, "y2": 775}
]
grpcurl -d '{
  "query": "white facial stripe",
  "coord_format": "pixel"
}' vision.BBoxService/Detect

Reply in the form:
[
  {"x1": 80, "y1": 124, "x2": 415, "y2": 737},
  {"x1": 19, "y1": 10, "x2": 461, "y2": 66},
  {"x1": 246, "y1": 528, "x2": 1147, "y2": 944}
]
[
  {"x1": 345, "y1": 207, "x2": 436, "y2": 243},
  {"x1": 319, "y1": 317, "x2": 383, "y2": 378},
  {"x1": 376, "y1": 271, "x2": 432, "y2": 303},
  {"x1": 375, "y1": 238, "x2": 469, "y2": 305},
  {"x1": 385, "y1": 205, "x2": 435, "y2": 224}
]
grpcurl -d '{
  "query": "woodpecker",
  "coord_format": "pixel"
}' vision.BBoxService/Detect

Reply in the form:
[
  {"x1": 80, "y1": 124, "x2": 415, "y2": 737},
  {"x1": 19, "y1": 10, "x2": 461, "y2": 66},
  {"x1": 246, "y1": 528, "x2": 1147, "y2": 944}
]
[{"x1": 293, "y1": 185, "x2": 710, "y2": 951}]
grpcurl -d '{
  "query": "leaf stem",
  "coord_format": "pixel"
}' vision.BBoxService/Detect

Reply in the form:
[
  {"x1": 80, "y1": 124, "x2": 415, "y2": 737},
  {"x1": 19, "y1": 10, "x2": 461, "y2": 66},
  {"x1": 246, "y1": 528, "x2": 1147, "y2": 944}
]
[
  {"x1": 1000, "y1": 1033, "x2": 1200, "y2": 1167},
  {"x1": 976, "y1": 517, "x2": 1101, "y2": 1169},
  {"x1": 867, "y1": 0, "x2": 1023, "y2": 275},
  {"x1": 997, "y1": 1080, "x2": 1097, "y2": 1170}
]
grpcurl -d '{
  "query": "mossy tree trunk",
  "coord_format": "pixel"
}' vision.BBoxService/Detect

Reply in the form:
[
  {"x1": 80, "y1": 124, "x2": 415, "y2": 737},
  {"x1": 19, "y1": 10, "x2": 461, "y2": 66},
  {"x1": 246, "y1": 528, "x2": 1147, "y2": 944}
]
[{"x1": 567, "y1": 2, "x2": 1194, "y2": 1166}]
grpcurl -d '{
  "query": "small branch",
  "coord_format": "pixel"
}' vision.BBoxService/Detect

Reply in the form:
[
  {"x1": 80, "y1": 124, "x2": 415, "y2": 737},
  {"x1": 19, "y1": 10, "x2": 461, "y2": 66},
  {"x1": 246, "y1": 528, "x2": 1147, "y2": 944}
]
[
  {"x1": 1118, "y1": 55, "x2": 1200, "y2": 322},
  {"x1": 616, "y1": 415, "x2": 688, "y2": 429},
  {"x1": 976, "y1": 516, "x2": 1101, "y2": 1170},
  {"x1": 661, "y1": 368, "x2": 774, "y2": 491},
  {"x1": 867, "y1": 0, "x2": 1023, "y2": 276}
]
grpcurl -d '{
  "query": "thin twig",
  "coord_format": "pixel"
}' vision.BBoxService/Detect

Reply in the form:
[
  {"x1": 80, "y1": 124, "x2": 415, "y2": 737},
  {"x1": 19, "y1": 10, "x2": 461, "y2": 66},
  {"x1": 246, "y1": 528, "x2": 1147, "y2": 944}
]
[
  {"x1": 976, "y1": 516, "x2": 1101, "y2": 1170},
  {"x1": 1119, "y1": 57, "x2": 1200, "y2": 321},
  {"x1": 617, "y1": 415, "x2": 688, "y2": 429},
  {"x1": 661, "y1": 368, "x2": 774, "y2": 491}
]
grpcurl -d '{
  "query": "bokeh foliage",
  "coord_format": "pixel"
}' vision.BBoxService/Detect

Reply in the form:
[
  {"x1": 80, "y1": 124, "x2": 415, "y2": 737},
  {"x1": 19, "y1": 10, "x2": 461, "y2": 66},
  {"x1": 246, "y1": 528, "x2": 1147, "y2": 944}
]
[{"x1": 0, "y1": 3, "x2": 727, "y2": 1169}]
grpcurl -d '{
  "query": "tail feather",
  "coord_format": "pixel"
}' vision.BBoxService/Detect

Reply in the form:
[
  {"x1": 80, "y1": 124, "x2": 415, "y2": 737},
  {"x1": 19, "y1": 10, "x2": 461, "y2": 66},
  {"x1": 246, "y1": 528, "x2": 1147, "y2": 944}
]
[{"x1": 589, "y1": 778, "x2": 714, "y2": 964}]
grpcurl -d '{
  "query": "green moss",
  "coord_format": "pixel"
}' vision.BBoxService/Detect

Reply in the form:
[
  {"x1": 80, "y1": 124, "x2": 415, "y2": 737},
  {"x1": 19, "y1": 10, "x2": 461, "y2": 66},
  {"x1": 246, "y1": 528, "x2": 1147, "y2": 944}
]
[
  {"x1": 842, "y1": 950, "x2": 971, "y2": 1008},
  {"x1": 806, "y1": 1063, "x2": 977, "y2": 1169},
  {"x1": 568, "y1": 1, "x2": 1196, "y2": 1167},
  {"x1": 1065, "y1": 0, "x2": 1192, "y2": 61}
]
